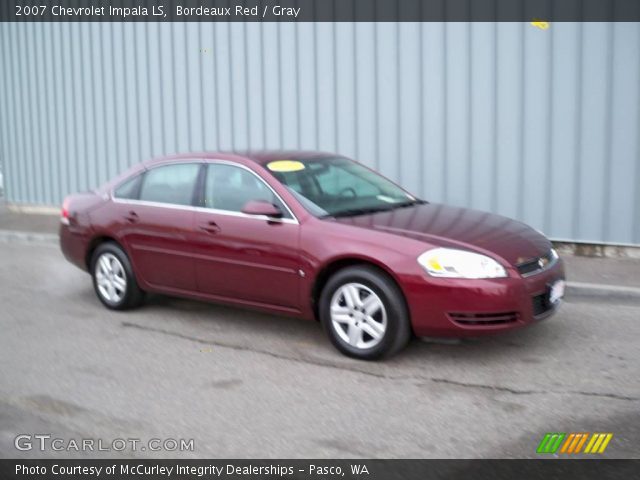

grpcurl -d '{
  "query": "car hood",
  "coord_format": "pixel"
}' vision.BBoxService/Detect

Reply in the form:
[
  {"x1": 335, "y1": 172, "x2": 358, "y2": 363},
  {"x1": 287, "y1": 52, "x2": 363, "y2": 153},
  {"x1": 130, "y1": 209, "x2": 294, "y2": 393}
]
[{"x1": 333, "y1": 202, "x2": 551, "y2": 266}]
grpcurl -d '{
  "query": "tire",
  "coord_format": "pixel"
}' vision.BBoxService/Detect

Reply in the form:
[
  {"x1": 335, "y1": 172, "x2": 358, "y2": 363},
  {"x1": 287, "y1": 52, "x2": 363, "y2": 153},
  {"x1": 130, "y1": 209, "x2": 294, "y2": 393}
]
[
  {"x1": 90, "y1": 242, "x2": 145, "y2": 310},
  {"x1": 319, "y1": 265, "x2": 411, "y2": 360}
]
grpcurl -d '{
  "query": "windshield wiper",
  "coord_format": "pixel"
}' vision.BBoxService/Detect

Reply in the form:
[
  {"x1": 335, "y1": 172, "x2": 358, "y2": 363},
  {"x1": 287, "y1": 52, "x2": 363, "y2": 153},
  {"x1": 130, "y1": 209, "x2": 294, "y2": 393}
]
[
  {"x1": 323, "y1": 206, "x2": 395, "y2": 219},
  {"x1": 320, "y1": 199, "x2": 426, "y2": 219},
  {"x1": 389, "y1": 199, "x2": 427, "y2": 209}
]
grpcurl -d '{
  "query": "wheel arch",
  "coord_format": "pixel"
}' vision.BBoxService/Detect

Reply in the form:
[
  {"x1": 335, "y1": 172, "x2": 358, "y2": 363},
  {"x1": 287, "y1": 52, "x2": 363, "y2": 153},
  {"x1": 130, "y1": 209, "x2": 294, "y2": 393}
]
[
  {"x1": 310, "y1": 255, "x2": 411, "y2": 327},
  {"x1": 85, "y1": 235, "x2": 123, "y2": 270}
]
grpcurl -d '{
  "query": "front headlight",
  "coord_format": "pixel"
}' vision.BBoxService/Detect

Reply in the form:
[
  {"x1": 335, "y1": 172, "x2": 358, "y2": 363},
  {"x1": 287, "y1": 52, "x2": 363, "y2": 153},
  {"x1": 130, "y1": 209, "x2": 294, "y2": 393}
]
[{"x1": 417, "y1": 248, "x2": 507, "y2": 279}]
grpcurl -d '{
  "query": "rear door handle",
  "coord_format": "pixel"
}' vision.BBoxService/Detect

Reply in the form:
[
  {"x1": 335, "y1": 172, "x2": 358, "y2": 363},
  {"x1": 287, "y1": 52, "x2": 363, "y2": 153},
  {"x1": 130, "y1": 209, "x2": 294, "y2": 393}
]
[
  {"x1": 124, "y1": 211, "x2": 139, "y2": 223},
  {"x1": 199, "y1": 221, "x2": 221, "y2": 234}
]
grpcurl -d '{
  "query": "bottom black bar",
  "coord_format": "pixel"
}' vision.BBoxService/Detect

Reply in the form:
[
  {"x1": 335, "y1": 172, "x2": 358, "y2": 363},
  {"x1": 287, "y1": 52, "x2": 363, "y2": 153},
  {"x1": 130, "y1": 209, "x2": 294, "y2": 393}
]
[{"x1": 1, "y1": 459, "x2": 638, "y2": 480}]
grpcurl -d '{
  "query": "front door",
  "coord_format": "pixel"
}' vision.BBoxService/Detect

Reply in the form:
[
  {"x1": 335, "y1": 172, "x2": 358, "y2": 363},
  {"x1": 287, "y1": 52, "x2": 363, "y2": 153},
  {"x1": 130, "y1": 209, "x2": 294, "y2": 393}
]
[{"x1": 192, "y1": 162, "x2": 300, "y2": 310}]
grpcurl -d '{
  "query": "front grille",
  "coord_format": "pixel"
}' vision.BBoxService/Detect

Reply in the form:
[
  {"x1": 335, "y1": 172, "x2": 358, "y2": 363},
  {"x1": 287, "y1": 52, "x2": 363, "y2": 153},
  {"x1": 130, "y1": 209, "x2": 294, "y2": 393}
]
[
  {"x1": 449, "y1": 312, "x2": 519, "y2": 326},
  {"x1": 532, "y1": 293, "x2": 552, "y2": 316},
  {"x1": 516, "y1": 250, "x2": 556, "y2": 277}
]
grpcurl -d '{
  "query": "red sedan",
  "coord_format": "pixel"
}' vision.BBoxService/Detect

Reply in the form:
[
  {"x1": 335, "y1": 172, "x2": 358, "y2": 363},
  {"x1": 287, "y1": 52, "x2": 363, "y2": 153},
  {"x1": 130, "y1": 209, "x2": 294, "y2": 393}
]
[{"x1": 60, "y1": 152, "x2": 565, "y2": 359}]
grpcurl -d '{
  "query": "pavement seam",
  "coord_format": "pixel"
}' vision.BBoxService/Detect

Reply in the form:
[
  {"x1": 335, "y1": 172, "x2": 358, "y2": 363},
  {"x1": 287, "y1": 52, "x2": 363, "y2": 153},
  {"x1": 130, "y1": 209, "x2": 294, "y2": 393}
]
[
  {"x1": 429, "y1": 378, "x2": 639, "y2": 402},
  {"x1": 121, "y1": 321, "x2": 388, "y2": 379},
  {"x1": 121, "y1": 321, "x2": 640, "y2": 402}
]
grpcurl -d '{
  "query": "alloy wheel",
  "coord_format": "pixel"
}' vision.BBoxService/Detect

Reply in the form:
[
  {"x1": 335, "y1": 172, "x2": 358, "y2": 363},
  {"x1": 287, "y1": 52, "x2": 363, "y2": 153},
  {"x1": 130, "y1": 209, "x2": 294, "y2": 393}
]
[
  {"x1": 330, "y1": 282, "x2": 388, "y2": 349},
  {"x1": 95, "y1": 252, "x2": 127, "y2": 303}
]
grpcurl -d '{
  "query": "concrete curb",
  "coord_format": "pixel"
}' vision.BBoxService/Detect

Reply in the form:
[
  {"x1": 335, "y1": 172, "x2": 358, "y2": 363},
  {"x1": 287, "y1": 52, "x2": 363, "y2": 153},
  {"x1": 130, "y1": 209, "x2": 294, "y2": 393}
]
[
  {"x1": 554, "y1": 240, "x2": 640, "y2": 259},
  {"x1": 1, "y1": 229, "x2": 639, "y2": 301},
  {"x1": 566, "y1": 281, "x2": 640, "y2": 301},
  {"x1": 5, "y1": 204, "x2": 60, "y2": 215}
]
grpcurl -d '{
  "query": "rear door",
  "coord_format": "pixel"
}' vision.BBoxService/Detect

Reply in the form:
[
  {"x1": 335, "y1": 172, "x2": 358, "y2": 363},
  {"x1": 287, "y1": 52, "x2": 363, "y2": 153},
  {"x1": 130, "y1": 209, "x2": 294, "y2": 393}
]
[
  {"x1": 115, "y1": 162, "x2": 202, "y2": 292},
  {"x1": 192, "y1": 162, "x2": 301, "y2": 310}
]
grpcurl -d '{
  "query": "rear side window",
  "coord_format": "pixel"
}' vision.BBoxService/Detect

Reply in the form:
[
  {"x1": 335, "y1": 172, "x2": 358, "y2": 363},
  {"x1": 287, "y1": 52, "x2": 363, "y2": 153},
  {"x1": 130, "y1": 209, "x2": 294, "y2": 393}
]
[
  {"x1": 139, "y1": 163, "x2": 200, "y2": 206},
  {"x1": 113, "y1": 175, "x2": 141, "y2": 200}
]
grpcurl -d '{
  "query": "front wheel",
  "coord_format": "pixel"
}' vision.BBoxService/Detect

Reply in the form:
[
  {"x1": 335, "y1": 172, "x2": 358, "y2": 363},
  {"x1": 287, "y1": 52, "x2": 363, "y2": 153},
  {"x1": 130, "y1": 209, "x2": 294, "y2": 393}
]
[
  {"x1": 91, "y1": 242, "x2": 145, "y2": 310},
  {"x1": 319, "y1": 266, "x2": 411, "y2": 360}
]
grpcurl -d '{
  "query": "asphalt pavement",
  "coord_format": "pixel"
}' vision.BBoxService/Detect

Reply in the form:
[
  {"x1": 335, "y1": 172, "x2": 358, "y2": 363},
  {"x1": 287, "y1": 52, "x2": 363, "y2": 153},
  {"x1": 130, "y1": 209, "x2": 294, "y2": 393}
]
[{"x1": 0, "y1": 237, "x2": 639, "y2": 459}]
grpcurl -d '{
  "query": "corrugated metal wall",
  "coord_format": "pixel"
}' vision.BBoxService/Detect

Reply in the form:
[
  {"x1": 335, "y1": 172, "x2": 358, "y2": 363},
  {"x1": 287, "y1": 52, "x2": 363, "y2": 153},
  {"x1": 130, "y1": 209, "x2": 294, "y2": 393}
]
[{"x1": 1, "y1": 22, "x2": 639, "y2": 245}]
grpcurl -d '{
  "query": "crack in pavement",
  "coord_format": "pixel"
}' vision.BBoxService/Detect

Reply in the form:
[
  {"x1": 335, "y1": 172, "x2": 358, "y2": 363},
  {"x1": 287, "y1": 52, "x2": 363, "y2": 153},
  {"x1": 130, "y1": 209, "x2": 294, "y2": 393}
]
[
  {"x1": 429, "y1": 378, "x2": 640, "y2": 402},
  {"x1": 121, "y1": 321, "x2": 640, "y2": 403},
  {"x1": 121, "y1": 321, "x2": 388, "y2": 379}
]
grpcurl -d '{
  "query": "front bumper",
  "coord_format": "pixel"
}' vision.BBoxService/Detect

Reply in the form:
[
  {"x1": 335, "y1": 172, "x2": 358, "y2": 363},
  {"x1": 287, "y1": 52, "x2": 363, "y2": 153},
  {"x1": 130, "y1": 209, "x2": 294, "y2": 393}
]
[{"x1": 405, "y1": 258, "x2": 566, "y2": 337}]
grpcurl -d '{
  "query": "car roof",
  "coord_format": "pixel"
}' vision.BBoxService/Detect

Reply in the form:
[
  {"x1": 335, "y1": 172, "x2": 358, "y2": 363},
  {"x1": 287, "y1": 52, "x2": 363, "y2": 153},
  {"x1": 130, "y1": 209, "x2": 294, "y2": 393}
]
[{"x1": 142, "y1": 150, "x2": 339, "y2": 168}]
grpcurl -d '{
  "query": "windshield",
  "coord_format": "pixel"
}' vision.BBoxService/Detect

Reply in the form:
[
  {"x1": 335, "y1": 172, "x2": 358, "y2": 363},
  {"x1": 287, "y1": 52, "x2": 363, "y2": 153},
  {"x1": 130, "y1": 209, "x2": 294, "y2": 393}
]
[{"x1": 267, "y1": 157, "x2": 421, "y2": 218}]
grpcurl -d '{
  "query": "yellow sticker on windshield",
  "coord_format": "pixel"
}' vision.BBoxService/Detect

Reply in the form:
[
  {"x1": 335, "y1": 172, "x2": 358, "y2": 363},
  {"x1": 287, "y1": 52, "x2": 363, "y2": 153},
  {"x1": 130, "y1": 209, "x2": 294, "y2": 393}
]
[{"x1": 267, "y1": 160, "x2": 305, "y2": 172}]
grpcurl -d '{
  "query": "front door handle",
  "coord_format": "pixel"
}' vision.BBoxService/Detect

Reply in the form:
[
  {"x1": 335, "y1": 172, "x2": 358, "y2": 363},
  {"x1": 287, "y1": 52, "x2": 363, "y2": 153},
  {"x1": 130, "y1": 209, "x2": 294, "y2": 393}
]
[
  {"x1": 124, "y1": 211, "x2": 139, "y2": 223},
  {"x1": 199, "y1": 221, "x2": 221, "y2": 234}
]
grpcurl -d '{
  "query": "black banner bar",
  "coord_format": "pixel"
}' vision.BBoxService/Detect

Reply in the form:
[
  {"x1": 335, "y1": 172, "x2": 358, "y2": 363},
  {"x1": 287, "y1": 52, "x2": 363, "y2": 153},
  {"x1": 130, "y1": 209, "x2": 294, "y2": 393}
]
[
  {"x1": 2, "y1": 0, "x2": 640, "y2": 22},
  {"x1": 1, "y1": 459, "x2": 638, "y2": 480}
]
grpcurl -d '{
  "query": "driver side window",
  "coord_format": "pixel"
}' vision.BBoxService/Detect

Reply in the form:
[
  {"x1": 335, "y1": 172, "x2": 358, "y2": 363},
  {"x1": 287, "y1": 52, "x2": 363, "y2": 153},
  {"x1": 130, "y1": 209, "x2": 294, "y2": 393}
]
[{"x1": 204, "y1": 163, "x2": 292, "y2": 219}]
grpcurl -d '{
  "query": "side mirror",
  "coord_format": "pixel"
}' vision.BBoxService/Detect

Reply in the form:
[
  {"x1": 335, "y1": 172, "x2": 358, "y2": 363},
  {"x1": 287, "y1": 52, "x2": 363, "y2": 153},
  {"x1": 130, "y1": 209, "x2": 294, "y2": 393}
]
[{"x1": 241, "y1": 200, "x2": 283, "y2": 218}]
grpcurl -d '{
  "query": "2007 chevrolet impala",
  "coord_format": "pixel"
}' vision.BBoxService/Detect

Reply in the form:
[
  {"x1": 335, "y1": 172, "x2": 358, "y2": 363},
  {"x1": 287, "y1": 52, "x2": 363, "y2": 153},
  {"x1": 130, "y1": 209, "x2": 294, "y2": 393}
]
[{"x1": 60, "y1": 152, "x2": 565, "y2": 359}]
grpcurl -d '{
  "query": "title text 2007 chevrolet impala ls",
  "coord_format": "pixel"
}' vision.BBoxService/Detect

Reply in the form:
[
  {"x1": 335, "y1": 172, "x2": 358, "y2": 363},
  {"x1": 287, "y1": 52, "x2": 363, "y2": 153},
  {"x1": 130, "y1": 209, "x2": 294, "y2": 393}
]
[{"x1": 60, "y1": 152, "x2": 565, "y2": 359}]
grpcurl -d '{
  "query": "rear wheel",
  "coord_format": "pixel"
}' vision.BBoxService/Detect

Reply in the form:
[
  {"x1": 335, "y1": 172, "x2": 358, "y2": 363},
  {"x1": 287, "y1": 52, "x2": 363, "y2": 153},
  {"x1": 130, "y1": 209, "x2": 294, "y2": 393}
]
[
  {"x1": 91, "y1": 242, "x2": 144, "y2": 310},
  {"x1": 319, "y1": 266, "x2": 411, "y2": 360}
]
